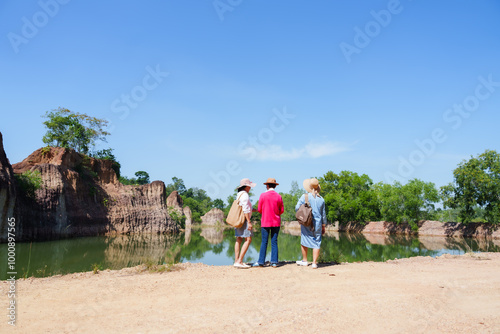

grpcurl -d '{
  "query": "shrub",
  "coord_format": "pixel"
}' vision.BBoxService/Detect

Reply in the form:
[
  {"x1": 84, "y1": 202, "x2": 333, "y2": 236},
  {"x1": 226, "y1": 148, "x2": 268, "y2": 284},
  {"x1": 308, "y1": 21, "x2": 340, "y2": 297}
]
[{"x1": 15, "y1": 170, "x2": 43, "y2": 199}]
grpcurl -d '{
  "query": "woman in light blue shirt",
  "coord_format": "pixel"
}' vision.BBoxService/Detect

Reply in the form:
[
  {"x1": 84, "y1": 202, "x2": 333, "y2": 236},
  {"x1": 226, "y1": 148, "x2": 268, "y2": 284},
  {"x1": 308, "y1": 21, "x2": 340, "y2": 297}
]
[{"x1": 295, "y1": 178, "x2": 326, "y2": 269}]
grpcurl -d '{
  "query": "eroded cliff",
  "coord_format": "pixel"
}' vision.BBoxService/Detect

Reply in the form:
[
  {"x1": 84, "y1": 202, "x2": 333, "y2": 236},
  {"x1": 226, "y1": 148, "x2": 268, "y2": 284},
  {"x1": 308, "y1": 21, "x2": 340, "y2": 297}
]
[{"x1": 0, "y1": 133, "x2": 178, "y2": 242}]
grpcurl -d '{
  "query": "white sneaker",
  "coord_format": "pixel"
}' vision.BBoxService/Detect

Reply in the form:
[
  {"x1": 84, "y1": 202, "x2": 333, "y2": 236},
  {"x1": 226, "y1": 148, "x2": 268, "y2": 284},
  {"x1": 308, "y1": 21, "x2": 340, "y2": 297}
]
[
  {"x1": 296, "y1": 260, "x2": 308, "y2": 266},
  {"x1": 234, "y1": 262, "x2": 250, "y2": 269},
  {"x1": 311, "y1": 263, "x2": 318, "y2": 269}
]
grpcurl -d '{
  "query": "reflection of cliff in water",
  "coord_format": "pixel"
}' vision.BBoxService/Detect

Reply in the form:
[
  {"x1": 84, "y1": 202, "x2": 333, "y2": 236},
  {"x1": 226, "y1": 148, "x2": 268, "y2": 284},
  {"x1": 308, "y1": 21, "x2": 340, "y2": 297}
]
[
  {"x1": 103, "y1": 234, "x2": 182, "y2": 269},
  {"x1": 419, "y1": 235, "x2": 500, "y2": 252},
  {"x1": 362, "y1": 233, "x2": 389, "y2": 246},
  {"x1": 200, "y1": 227, "x2": 224, "y2": 244},
  {"x1": 362, "y1": 233, "x2": 413, "y2": 246},
  {"x1": 282, "y1": 226, "x2": 340, "y2": 240},
  {"x1": 344, "y1": 232, "x2": 500, "y2": 253},
  {"x1": 184, "y1": 226, "x2": 192, "y2": 245}
]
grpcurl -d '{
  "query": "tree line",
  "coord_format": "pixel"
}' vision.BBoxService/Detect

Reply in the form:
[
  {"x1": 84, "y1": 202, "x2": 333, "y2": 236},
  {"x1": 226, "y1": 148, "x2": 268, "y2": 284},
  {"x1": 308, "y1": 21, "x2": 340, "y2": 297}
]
[
  {"x1": 320, "y1": 149, "x2": 500, "y2": 227},
  {"x1": 39, "y1": 108, "x2": 500, "y2": 226}
]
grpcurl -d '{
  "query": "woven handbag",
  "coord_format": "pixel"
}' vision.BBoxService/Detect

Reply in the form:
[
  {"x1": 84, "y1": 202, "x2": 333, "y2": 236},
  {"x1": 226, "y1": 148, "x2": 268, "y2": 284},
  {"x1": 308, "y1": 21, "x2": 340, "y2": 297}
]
[{"x1": 226, "y1": 193, "x2": 246, "y2": 228}]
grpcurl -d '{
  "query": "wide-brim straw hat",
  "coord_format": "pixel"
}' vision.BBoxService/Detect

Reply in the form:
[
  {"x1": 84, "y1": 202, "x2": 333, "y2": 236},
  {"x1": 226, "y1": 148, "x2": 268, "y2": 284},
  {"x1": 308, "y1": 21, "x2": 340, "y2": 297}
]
[
  {"x1": 263, "y1": 178, "x2": 279, "y2": 186},
  {"x1": 303, "y1": 178, "x2": 321, "y2": 193},
  {"x1": 238, "y1": 178, "x2": 256, "y2": 189}
]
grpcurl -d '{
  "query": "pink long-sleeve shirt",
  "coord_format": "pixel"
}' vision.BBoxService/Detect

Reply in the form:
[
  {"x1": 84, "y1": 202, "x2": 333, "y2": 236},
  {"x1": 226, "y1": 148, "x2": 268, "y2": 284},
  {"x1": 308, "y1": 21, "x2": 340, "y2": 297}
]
[{"x1": 258, "y1": 189, "x2": 284, "y2": 227}]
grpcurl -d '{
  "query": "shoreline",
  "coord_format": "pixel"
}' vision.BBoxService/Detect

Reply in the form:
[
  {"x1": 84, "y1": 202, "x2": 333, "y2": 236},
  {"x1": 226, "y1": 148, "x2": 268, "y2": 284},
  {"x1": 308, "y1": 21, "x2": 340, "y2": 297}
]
[
  {"x1": 283, "y1": 220, "x2": 500, "y2": 239},
  {"x1": 3, "y1": 252, "x2": 500, "y2": 333},
  {"x1": 2, "y1": 220, "x2": 498, "y2": 245}
]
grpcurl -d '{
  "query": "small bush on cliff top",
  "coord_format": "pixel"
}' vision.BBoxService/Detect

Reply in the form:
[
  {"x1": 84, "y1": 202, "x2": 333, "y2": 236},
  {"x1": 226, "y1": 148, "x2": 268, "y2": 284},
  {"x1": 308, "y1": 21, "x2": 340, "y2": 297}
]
[
  {"x1": 119, "y1": 171, "x2": 150, "y2": 186},
  {"x1": 15, "y1": 170, "x2": 43, "y2": 199},
  {"x1": 40, "y1": 146, "x2": 51, "y2": 158}
]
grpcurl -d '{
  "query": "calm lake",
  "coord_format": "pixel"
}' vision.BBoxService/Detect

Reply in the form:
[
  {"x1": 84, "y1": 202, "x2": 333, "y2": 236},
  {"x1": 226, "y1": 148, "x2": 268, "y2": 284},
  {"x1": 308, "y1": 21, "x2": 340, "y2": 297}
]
[{"x1": 2, "y1": 226, "x2": 500, "y2": 280}]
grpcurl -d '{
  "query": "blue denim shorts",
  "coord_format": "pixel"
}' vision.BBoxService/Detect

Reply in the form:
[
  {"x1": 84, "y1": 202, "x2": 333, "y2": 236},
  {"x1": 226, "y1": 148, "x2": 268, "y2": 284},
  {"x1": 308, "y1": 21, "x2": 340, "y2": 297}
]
[{"x1": 235, "y1": 220, "x2": 253, "y2": 238}]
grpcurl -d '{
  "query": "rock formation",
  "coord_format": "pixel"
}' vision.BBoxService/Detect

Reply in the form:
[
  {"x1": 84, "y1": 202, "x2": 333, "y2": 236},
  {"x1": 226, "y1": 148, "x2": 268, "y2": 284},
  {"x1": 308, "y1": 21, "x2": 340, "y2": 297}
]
[
  {"x1": 183, "y1": 206, "x2": 192, "y2": 228},
  {"x1": 166, "y1": 191, "x2": 183, "y2": 213},
  {"x1": 166, "y1": 190, "x2": 192, "y2": 228},
  {"x1": 201, "y1": 208, "x2": 225, "y2": 226},
  {"x1": 0, "y1": 132, "x2": 178, "y2": 242}
]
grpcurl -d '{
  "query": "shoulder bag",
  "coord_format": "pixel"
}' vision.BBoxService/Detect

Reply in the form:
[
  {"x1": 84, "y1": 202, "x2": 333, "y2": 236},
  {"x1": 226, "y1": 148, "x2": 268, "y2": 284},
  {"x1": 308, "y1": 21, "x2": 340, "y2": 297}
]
[
  {"x1": 226, "y1": 193, "x2": 246, "y2": 228},
  {"x1": 295, "y1": 193, "x2": 314, "y2": 231}
]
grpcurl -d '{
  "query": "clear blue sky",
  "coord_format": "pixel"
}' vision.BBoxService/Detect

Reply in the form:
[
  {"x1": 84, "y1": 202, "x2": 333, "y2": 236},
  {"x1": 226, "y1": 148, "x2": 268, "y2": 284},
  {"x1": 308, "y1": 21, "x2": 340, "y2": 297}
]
[{"x1": 1, "y1": 0, "x2": 500, "y2": 202}]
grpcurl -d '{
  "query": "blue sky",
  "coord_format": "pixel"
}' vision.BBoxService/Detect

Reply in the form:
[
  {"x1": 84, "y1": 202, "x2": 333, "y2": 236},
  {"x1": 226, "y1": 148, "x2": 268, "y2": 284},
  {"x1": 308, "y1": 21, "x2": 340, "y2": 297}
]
[{"x1": 1, "y1": 0, "x2": 500, "y2": 202}]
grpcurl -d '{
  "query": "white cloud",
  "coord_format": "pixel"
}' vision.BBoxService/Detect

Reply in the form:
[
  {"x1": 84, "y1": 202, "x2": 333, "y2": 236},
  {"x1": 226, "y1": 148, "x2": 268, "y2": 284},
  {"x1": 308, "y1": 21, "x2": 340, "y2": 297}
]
[
  {"x1": 253, "y1": 145, "x2": 305, "y2": 161},
  {"x1": 240, "y1": 141, "x2": 352, "y2": 161},
  {"x1": 305, "y1": 141, "x2": 350, "y2": 158}
]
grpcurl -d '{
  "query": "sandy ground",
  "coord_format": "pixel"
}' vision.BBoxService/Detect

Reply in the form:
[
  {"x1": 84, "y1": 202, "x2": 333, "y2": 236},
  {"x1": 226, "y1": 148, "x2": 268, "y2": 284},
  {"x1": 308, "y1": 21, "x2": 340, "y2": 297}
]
[{"x1": 2, "y1": 252, "x2": 500, "y2": 334}]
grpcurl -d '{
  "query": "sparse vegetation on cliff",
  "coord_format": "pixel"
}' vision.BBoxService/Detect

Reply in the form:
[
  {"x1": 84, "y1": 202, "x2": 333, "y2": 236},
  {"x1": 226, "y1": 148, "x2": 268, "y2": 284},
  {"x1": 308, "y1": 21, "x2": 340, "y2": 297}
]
[
  {"x1": 14, "y1": 170, "x2": 43, "y2": 199},
  {"x1": 119, "y1": 171, "x2": 150, "y2": 185}
]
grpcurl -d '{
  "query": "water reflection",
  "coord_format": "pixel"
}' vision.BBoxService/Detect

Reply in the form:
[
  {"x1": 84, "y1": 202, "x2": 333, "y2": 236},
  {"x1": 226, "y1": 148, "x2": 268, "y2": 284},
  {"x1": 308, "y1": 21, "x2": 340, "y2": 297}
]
[
  {"x1": 184, "y1": 226, "x2": 191, "y2": 245},
  {"x1": 103, "y1": 234, "x2": 180, "y2": 269},
  {"x1": 1, "y1": 228, "x2": 499, "y2": 279},
  {"x1": 200, "y1": 226, "x2": 224, "y2": 244}
]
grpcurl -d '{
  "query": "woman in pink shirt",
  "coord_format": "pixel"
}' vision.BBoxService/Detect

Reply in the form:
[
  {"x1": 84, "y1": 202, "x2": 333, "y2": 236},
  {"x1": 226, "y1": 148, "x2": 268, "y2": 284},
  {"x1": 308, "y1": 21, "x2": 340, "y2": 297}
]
[{"x1": 254, "y1": 178, "x2": 284, "y2": 268}]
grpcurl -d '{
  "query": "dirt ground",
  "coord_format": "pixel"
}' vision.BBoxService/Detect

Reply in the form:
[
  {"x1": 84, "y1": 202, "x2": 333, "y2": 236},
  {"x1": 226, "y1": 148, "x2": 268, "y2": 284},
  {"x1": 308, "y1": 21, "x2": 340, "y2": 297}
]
[{"x1": 2, "y1": 252, "x2": 500, "y2": 333}]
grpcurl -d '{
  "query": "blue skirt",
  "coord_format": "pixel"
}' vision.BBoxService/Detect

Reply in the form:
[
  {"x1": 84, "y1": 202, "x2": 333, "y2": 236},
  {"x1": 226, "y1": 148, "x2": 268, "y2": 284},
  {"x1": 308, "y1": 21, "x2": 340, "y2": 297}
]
[
  {"x1": 235, "y1": 220, "x2": 253, "y2": 238},
  {"x1": 300, "y1": 224, "x2": 322, "y2": 249}
]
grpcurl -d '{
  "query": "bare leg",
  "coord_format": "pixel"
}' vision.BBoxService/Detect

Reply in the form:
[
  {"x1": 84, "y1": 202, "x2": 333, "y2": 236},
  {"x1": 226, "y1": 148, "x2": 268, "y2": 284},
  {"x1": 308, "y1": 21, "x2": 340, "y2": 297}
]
[
  {"x1": 234, "y1": 237, "x2": 243, "y2": 264},
  {"x1": 237, "y1": 237, "x2": 252, "y2": 263},
  {"x1": 301, "y1": 245, "x2": 308, "y2": 262},
  {"x1": 312, "y1": 248, "x2": 320, "y2": 265}
]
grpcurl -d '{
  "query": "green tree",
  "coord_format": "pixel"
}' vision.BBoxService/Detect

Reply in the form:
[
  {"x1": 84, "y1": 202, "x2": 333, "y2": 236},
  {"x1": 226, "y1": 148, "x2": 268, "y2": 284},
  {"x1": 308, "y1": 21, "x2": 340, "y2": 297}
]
[
  {"x1": 42, "y1": 107, "x2": 109, "y2": 155},
  {"x1": 181, "y1": 189, "x2": 215, "y2": 223},
  {"x1": 184, "y1": 187, "x2": 209, "y2": 202},
  {"x1": 119, "y1": 176, "x2": 138, "y2": 185},
  {"x1": 165, "y1": 177, "x2": 186, "y2": 195},
  {"x1": 374, "y1": 179, "x2": 440, "y2": 229},
  {"x1": 135, "y1": 171, "x2": 150, "y2": 185},
  {"x1": 212, "y1": 198, "x2": 225, "y2": 210},
  {"x1": 119, "y1": 171, "x2": 150, "y2": 186},
  {"x1": 319, "y1": 171, "x2": 380, "y2": 223},
  {"x1": 164, "y1": 178, "x2": 220, "y2": 223},
  {"x1": 441, "y1": 150, "x2": 500, "y2": 224},
  {"x1": 279, "y1": 181, "x2": 304, "y2": 222}
]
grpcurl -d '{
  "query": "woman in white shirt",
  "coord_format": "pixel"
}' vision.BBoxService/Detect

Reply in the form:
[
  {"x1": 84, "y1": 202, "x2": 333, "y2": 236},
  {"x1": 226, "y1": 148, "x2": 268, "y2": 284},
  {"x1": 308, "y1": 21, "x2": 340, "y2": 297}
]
[{"x1": 233, "y1": 178, "x2": 256, "y2": 268}]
